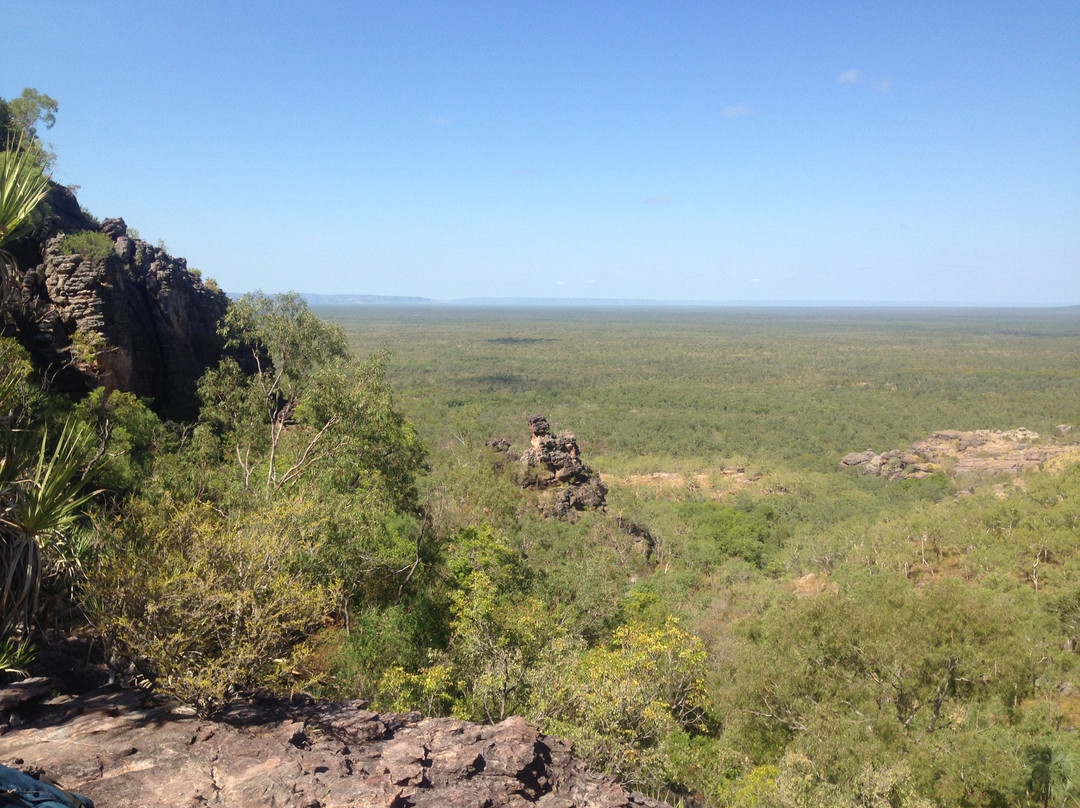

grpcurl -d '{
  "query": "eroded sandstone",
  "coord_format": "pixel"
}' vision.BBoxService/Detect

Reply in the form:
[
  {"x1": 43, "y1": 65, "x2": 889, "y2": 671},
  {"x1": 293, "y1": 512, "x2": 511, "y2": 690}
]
[{"x1": 0, "y1": 684, "x2": 668, "y2": 808}]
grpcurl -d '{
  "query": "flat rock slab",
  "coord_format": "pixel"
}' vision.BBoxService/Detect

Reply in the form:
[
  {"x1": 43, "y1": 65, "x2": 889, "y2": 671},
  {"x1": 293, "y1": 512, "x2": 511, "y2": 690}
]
[
  {"x1": 0, "y1": 685, "x2": 668, "y2": 808},
  {"x1": 840, "y1": 427, "x2": 1080, "y2": 481}
]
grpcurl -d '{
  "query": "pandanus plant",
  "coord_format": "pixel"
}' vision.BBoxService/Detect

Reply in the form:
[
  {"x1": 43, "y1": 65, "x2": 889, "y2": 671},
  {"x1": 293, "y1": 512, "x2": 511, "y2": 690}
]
[
  {"x1": 0, "y1": 411, "x2": 97, "y2": 639},
  {"x1": 0, "y1": 135, "x2": 49, "y2": 239},
  {"x1": 0, "y1": 134, "x2": 50, "y2": 280},
  {"x1": 0, "y1": 137, "x2": 97, "y2": 654}
]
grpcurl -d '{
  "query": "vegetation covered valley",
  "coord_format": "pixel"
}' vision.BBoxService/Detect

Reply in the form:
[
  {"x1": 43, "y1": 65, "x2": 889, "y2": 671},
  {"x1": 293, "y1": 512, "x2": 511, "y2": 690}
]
[
  {"x1": 4, "y1": 90, "x2": 1080, "y2": 807},
  {"x1": 322, "y1": 304, "x2": 1080, "y2": 807}
]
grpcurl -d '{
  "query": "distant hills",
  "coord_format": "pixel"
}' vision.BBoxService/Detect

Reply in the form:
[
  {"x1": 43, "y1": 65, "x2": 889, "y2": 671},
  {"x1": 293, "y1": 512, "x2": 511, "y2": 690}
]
[
  {"x1": 301, "y1": 294, "x2": 662, "y2": 307},
  {"x1": 301, "y1": 294, "x2": 433, "y2": 306},
  {"x1": 300, "y1": 294, "x2": 1080, "y2": 310},
  {"x1": 303, "y1": 294, "x2": 734, "y2": 308}
]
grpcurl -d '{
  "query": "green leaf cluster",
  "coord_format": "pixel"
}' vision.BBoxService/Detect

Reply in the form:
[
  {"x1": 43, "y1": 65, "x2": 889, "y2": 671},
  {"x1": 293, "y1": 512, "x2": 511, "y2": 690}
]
[
  {"x1": 90, "y1": 497, "x2": 338, "y2": 713},
  {"x1": 58, "y1": 230, "x2": 114, "y2": 262},
  {"x1": 86, "y1": 294, "x2": 428, "y2": 711},
  {"x1": 0, "y1": 340, "x2": 97, "y2": 641}
]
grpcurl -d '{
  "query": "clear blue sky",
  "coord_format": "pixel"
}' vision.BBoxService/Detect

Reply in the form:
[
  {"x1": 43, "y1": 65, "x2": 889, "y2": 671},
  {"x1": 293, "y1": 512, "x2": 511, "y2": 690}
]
[{"x1": 4, "y1": 1, "x2": 1078, "y2": 304}]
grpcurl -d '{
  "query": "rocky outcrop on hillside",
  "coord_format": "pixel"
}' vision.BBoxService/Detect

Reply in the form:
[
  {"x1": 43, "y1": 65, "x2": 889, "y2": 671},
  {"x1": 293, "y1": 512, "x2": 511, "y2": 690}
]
[
  {"x1": 840, "y1": 427, "x2": 1080, "y2": 481},
  {"x1": 516, "y1": 415, "x2": 607, "y2": 521},
  {"x1": 0, "y1": 682, "x2": 669, "y2": 808},
  {"x1": 1, "y1": 184, "x2": 229, "y2": 418}
]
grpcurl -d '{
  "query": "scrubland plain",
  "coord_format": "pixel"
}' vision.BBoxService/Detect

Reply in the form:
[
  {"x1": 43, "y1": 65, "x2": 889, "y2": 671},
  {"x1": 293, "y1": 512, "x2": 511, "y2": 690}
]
[{"x1": 319, "y1": 305, "x2": 1080, "y2": 806}]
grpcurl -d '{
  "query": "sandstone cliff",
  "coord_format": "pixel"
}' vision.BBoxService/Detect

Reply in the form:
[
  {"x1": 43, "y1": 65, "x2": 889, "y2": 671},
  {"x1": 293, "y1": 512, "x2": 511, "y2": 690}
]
[{"x1": 1, "y1": 184, "x2": 228, "y2": 419}]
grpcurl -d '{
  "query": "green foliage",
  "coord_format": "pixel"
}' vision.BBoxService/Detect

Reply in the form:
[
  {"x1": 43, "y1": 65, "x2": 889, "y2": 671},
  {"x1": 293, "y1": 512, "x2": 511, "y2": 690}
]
[
  {"x1": 0, "y1": 89, "x2": 58, "y2": 172},
  {"x1": 0, "y1": 637, "x2": 35, "y2": 679},
  {"x1": 298, "y1": 351, "x2": 426, "y2": 512},
  {"x1": 58, "y1": 229, "x2": 114, "y2": 262},
  {"x1": 0, "y1": 89, "x2": 57, "y2": 145},
  {"x1": 197, "y1": 294, "x2": 425, "y2": 515},
  {"x1": 528, "y1": 618, "x2": 710, "y2": 788},
  {"x1": 316, "y1": 598, "x2": 450, "y2": 701},
  {"x1": 731, "y1": 753, "x2": 936, "y2": 808},
  {"x1": 380, "y1": 526, "x2": 556, "y2": 722},
  {"x1": 90, "y1": 497, "x2": 339, "y2": 714},
  {"x1": 222, "y1": 291, "x2": 348, "y2": 405},
  {"x1": 675, "y1": 500, "x2": 783, "y2": 570},
  {"x1": 0, "y1": 340, "x2": 98, "y2": 639},
  {"x1": 715, "y1": 569, "x2": 1064, "y2": 803},
  {"x1": 0, "y1": 132, "x2": 50, "y2": 264},
  {"x1": 444, "y1": 553, "x2": 553, "y2": 721},
  {"x1": 73, "y1": 389, "x2": 162, "y2": 495},
  {"x1": 380, "y1": 657, "x2": 457, "y2": 716},
  {"x1": 1026, "y1": 745, "x2": 1076, "y2": 808},
  {"x1": 79, "y1": 296, "x2": 430, "y2": 714},
  {"x1": 0, "y1": 338, "x2": 43, "y2": 426}
]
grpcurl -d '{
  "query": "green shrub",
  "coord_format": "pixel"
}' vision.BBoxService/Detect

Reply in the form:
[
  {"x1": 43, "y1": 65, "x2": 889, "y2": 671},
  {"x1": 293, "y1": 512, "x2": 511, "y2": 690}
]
[
  {"x1": 59, "y1": 229, "x2": 113, "y2": 261},
  {"x1": 73, "y1": 389, "x2": 162, "y2": 495},
  {"x1": 528, "y1": 618, "x2": 710, "y2": 788},
  {"x1": 90, "y1": 497, "x2": 339, "y2": 714}
]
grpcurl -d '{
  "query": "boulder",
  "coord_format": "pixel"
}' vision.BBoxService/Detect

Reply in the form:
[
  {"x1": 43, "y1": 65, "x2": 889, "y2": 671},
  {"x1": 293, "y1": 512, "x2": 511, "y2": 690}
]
[{"x1": 517, "y1": 415, "x2": 607, "y2": 520}]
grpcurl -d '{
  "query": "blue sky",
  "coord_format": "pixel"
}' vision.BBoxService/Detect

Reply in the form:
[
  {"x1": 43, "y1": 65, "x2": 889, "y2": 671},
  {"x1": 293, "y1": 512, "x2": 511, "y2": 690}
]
[{"x1": 3, "y1": 1, "x2": 1078, "y2": 304}]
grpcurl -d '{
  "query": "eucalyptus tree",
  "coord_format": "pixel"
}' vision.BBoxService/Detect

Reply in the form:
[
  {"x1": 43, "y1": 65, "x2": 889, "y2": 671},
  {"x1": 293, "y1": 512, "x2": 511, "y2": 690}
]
[{"x1": 0, "y1": 89, "x2": 59, "y2": 171}]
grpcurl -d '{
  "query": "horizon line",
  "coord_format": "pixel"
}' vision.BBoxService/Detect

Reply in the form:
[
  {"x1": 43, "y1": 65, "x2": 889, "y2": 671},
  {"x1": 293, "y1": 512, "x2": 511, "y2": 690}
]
[{"x1": 287, "y1": 293, "x2": 1080, "y2": 310}]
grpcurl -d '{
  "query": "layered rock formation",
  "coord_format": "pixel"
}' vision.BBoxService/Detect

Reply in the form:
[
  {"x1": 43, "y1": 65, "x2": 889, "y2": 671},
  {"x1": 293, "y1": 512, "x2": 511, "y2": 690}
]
[
  {"x1": 840, "y1": 427, "x2": 1080, "y2": 481},
  {"x1": 0, "y1": 683, "x2": 669, "y2": 808},
  {"x1": 516, "y1": 415, "x2": 607, "y2": 520},
  {"x1": 1, "y1": 185, "x2": 229, "y2": 418}
]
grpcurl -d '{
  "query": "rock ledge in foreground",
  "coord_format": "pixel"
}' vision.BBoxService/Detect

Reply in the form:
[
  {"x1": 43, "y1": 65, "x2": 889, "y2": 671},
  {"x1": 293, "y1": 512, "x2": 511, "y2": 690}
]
[{"x1": 0, "y1": 684, "x2": 669, "y2": 808}]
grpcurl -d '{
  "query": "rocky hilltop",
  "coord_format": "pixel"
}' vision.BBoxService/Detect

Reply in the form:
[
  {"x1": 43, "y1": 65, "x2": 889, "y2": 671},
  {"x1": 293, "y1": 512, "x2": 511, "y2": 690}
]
[
  {"x1": 1, "y1": 184, "x2": 228, "y2": 418},
  {"x1": 0, "y1": 681, "x2": 668, "y2": 808},
  {"x1": 840, "y1": 426, "x2": 1080, "y2": 481}
]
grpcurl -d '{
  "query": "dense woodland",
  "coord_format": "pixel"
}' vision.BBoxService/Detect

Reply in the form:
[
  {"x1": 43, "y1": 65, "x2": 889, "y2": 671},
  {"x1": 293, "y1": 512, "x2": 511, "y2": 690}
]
[{"x1": 3, "y1": 91, "x2": 1080, "y2": 807}]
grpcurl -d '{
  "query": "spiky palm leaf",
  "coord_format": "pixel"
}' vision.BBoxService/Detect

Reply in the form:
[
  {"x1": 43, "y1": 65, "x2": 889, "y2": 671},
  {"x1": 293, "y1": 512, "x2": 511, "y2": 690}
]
[
  {"x1": 1028, "y1": 745, "x2": 1075, "y2": 808},
  {"x1": 0, "y1": 420, "x2": 98, "y2": 638},
  {"x1": 0, "y1": 134, "x2": 50, "y2": 249},
  {"x1": 0, "y1": 134, "x2": 51, "y2": 297},
  {"x1": 0, "y1": 637, "x2": 34, "y2": 677}
]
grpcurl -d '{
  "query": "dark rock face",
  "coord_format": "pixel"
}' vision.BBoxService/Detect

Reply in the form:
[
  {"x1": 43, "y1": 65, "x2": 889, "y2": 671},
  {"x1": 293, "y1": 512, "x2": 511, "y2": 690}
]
[
  {"x1": 1, "y1": 190, "x2": 229, "y2": 419},
  {"x1": 0, "y1": 685, "x2": 670, "y2": 808},
  {"x1": 517, "y1": 415, "x2": 607, "y2": 521},
  {"x1": 615, "y1": 517, "x2": 657, "y2": 560}
]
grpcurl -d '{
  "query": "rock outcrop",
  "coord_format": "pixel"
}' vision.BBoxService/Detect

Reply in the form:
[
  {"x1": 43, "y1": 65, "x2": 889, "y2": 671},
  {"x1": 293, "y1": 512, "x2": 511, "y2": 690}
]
[
  {"x1": 1, "y1": 185, "x2": 229, "y2": 419},
  {"x1": 840, "y1": 427, "x2": 1080, "y2": 481},
  {"x1": 516, "y1": 415, "x2": 607, "y2": 520},
  {"x1": 0, "y1": 683, "x2": 669, "y2": 808}
]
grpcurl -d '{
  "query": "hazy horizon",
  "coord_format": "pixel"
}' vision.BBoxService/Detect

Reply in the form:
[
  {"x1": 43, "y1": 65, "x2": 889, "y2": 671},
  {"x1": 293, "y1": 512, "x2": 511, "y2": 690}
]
[{"x1": 301, "y1": 293, "x2": 1080, "y2": 310}]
